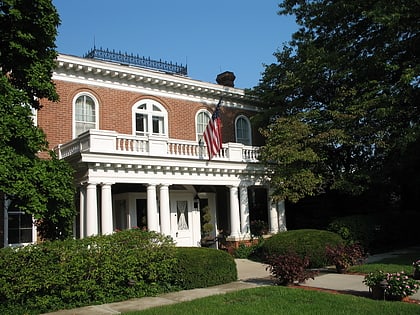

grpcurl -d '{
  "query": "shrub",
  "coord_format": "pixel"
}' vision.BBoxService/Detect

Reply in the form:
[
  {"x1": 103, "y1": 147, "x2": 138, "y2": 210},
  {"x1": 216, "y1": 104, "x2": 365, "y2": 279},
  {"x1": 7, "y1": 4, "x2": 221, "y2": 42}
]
[
  {"x1": 172, "y1": 247, "x2": 237, "y2": 289},
  {"x1": 0, "y1": 229, "x2": 176, "y2": 314},
  {"x1": 260, "y1": 229, "x2": 344, "y2": 268},
  {"x1": 327, "y1": 214, "x2": 380, "y2": 249},
  {"x1": 250, "y1": 220, "x2": 269, "y2": 236},
  {"x1": 363, "y1": 271, "x2": 420, "y2": 299},
  {"x1": 233, "y1": 238, "x2": 265, "y2": 259},
  {"x1": 266, "y1": 251, "x2": 318, "y2": 285},
  {"x1": 325, "y1": 243, "x2": 366, "y2": 272}
]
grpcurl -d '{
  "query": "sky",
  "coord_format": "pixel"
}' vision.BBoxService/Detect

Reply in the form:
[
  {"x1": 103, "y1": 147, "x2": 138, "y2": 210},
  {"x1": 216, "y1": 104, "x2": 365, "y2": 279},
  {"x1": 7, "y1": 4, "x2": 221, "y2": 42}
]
[{"x1": 52, "y1": 0, "x2": 298, "y2": 89}]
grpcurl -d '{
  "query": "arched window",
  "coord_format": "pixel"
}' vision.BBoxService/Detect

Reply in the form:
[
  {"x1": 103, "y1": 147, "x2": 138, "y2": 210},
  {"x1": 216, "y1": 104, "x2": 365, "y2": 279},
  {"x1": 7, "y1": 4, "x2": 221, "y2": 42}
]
[
  {"x1": 132, "y1": 99, "x2": 168, "y2": 136},
  {"x1": 73, "y1": 92, "x2": 99, "y2": 138},
  {"x1": 235, "y1": 115, "x2": 252, "y2": 145},
  {"x1": 196, "y1": 110, "x2": 211, "y2": 142}
]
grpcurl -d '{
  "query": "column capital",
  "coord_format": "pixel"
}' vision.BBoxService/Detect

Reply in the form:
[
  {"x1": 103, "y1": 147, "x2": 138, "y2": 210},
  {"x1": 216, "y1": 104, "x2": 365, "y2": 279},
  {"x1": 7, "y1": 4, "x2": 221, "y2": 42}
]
[{"x1": 100, "y1": 182, "x2": 115, "y2": 186}]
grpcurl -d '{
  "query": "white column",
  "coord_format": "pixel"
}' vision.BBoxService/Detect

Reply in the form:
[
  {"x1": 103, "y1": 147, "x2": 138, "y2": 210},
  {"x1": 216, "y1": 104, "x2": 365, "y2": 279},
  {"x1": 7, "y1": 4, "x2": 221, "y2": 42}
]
[
  {"x1": 85, "y1": 183, "x2": 98, "y2": 236},
  {"x1": 239, "y1": 185, "x2": 250, "y2": 236},
  {"x1": 101, "y1": 183, "x2": 113, "y2": 235},
  {"x1": 269, "y1": 197, "x2": 279, "y2": 234},
  {"x1": 147, "y1": 184, "x2": 158, "y2": 232},
  {"x1": 159, "y1": 184, "x2": 170, "y2": 236},
  {"x1": 278, "y1": 200, "x2": 287, "y2": 232},
  {"x1": 229, "y1": 186, "x2": 241, "y2": 238},
  {"x1": 78, "y1": 186, "x2": 85, "y2": 239}
]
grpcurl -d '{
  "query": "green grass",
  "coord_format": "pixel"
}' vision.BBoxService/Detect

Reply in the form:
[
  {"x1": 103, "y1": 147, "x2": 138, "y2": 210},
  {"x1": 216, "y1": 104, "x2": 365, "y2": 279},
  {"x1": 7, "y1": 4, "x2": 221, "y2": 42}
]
[
  {"x1": 349, "y1": 249, "x2": 419, "y2": 274},
  {"x1": 124, "y1": 286, "x2": 420, "y2": 315},
  {"x1": 123, "y1": 248, "x2": 420, "y2": 315}
]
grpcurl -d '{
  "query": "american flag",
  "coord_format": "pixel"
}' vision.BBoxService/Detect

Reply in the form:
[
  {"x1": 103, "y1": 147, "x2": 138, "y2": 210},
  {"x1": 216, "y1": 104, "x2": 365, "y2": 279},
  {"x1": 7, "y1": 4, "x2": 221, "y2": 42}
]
[{"x1": 203, "y1": 98, "x2": 223, "y2": 160}]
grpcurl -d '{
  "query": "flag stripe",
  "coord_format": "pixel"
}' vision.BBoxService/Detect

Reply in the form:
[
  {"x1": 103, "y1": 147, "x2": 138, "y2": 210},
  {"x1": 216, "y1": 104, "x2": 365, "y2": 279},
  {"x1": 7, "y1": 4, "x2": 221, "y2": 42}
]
[{"x1": 204, "y1": 99, "x2": 223, "y2": 160}]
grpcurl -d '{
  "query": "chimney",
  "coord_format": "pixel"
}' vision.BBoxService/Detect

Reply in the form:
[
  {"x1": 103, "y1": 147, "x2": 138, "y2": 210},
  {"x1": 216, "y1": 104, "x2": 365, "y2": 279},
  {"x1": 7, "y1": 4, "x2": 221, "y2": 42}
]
[{"x1": 216, "y1": 71, "x2": 236, "y2": 87}]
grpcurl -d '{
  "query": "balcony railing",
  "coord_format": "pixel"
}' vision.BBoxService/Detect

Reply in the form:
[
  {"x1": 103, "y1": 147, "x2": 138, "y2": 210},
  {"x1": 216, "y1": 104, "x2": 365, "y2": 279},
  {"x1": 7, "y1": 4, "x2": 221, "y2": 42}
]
[{"x1": 56, "y1": 130, "x2": 260, "y2": 163}]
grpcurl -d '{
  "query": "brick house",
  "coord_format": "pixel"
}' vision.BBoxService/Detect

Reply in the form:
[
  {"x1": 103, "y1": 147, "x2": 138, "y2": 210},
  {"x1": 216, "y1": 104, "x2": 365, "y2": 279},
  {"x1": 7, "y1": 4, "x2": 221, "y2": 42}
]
[{"x1": 1, "y1": 49, "x2": 286, "y2": 248}]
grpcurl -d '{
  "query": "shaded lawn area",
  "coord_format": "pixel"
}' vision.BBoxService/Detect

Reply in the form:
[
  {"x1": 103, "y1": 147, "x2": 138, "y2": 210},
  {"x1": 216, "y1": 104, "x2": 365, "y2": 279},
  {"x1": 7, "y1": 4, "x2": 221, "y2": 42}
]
[
  {"x1": 349, "y1": 248, "x2": 420, "y2": 274},
  {"x1": 124, "y1": 286, "x2": 420, "y2": 315}
]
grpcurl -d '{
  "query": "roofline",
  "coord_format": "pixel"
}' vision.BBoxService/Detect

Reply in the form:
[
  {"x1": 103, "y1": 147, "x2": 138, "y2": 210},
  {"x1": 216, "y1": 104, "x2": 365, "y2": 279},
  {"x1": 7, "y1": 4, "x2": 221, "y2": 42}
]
[{"x1": 55, "y1": 53, "x2": 259, "y2": 111}]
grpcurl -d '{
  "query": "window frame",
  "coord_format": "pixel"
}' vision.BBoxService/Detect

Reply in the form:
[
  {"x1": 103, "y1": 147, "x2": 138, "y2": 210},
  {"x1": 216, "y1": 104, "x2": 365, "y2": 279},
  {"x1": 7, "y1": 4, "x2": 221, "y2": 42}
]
[
  {"x1": 132, "y1": 99, "x2": 168, "y2": 137},
  {"x1": 3, "y1": 198, "x2": 36, "y2": 247},
  {"x1": 235, "y1": 115, "x2": 252, "y2": 145},
  {"x1": 72, "y1": 92, "x2": 99, "y2": 138},
  {"x1": 195, "y1": 110, "x2": 211, "y2": 142}
]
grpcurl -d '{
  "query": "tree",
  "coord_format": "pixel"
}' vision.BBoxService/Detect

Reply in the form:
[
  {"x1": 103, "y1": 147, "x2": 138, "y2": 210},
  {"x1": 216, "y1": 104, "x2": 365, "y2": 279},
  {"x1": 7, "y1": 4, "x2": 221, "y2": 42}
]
[
  {"x1": 251, "y1": 0, "x2": 420, "y2": 205},
  {"x1": 0, "y1": 0, "x2": 76, "y2": 241}
]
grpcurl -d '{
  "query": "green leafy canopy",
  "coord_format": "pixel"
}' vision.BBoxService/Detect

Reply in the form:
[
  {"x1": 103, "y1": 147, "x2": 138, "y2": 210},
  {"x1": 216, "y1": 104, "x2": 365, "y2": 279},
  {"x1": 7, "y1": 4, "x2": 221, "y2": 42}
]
[
  {"x1": 251, "y1": 0, "x2": 420, "y2": 203},
  {"x1": 0, "y1": 0, "x2": 76, "y2": 240}
]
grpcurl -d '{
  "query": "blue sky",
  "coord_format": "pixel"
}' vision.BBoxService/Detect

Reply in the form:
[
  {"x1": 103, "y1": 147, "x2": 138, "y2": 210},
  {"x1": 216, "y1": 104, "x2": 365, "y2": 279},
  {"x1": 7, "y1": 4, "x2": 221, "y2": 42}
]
[{"x1": 53, "y1": 0, "x2": 297, "y2": 89}]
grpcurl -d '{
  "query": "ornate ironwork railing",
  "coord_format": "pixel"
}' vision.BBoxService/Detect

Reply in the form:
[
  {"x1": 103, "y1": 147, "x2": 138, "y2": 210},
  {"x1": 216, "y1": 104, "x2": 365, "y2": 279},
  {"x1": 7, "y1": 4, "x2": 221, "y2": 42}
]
[{"x1": 84, "y1": 47, "x2": 188, "y2": 76}]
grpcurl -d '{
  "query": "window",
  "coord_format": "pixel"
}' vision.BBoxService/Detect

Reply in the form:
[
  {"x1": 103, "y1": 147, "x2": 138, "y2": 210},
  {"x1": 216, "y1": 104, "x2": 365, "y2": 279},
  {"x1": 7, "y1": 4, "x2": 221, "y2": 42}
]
[
  {"x1": 73, "y1": 93, "x2": 99, "y2": 138},
  {"x1": 132, "y1": 100, "x2": 167, "y2": 136},
  {"x1": 196, "y1": 110, "x2": 211, "y2": 142},
  {"x1": 235, "y1": 115, "x2": 252, "y2": 145},
  {"x1": 4, "y1": 199, "x2": 34, "y2": 246}
]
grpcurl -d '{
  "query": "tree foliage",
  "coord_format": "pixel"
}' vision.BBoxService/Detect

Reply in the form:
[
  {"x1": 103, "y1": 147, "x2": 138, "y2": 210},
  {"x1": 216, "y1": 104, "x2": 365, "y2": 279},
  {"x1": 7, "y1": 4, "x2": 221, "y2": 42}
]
[
  {"x1": 0, "y1": 0, "x2": 59, "y2": 109},
  {"x1": 0, "y1": 0, "x2": 76, "y2": 240},
  {"x1": 251, "y1": 0, "x2": 420, "y2": 204}
]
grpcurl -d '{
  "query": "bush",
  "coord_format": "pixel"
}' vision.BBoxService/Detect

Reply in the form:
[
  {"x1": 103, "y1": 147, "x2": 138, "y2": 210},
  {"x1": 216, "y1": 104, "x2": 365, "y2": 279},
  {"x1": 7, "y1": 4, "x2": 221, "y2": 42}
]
[
  {"x1": 0, "y1": 229, "x2": 176, "y2": 314},
  {"x1": 250, "y1": 220, "x2": 269, "y2": 236},
  {"x1": 233, "y1": 238, "x2": 265, "y2": 259},
  {"x1": 0, "y1": 231, "x2": 239, "y2": 314},
  {"x1": 172, "y1": 247, "x2": 237, "y2": 289},
  {"x1": 266, "y1": 251, "x2": 318, "y2": 285},
  {"x1": 325, "y1": 243, "x2": 366, "y2": 271},
  {"x1": 327, "y1": 214, "x2": 381, "y2": 249},
  {"x1": 260, "y1": 229, "x2": 344, "y2": 268}
]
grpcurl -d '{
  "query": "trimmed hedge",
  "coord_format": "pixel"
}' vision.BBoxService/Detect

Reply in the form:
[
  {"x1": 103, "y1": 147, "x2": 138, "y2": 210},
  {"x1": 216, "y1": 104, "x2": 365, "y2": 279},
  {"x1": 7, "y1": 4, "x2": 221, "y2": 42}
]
[
  {"x1": 0, "y1": 230, "x2": 238, "y2": 315},
  {"x1": 172, "y1": 247, "x2": 237, "y2": 289},
  {"x1": 0, "y1": 229, "x2": 176, "y2": 315},
  {"x1": 260, "y1": 229, "x2": 344, "y2": 268}
]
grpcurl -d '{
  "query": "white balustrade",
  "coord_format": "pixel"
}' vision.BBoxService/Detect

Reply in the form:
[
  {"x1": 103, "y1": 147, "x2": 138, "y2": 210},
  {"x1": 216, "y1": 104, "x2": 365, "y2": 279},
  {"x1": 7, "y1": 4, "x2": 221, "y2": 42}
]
[{"x1": 55, "y1": 129, "x2": 260, "y2": 163}]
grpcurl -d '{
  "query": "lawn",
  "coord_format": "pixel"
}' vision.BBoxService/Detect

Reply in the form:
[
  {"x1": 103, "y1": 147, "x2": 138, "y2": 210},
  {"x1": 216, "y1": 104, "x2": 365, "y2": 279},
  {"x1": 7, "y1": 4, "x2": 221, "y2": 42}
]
[
  {"x1": 124, "y1": 286, "x2": 420, "y2": 315},
  {"x1": 124, "y1": 248, "x2": 420, "y2": 315},
  {"x1": 349, "y1": 248, "x2": 419, "y2": 274}
]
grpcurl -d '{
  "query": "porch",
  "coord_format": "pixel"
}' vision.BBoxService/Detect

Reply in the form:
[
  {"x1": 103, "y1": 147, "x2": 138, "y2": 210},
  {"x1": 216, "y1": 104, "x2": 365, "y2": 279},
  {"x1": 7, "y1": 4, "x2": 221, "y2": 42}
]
[{"x1": 55, "y1": 130, "x2": 286, "y2": 247}]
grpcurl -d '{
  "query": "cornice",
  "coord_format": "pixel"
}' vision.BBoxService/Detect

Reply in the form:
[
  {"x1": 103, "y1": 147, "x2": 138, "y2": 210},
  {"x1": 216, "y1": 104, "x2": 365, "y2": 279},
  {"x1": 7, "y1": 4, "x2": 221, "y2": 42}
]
[{"x1": 54, "y1": 53, "x2": 259, "y2": 111}]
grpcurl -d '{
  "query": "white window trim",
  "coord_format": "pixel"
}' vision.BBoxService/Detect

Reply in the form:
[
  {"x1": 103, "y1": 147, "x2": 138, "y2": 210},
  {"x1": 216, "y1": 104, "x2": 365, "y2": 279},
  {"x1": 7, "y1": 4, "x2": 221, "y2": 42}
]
[
  {"x1": 195, "y1": 110, "x2": 211, "y2": 142},
  {"x1": 235, "y1": 115, "x2": 252, "y2": 145},
  {"x1": 72, "y1": 92, "x2": 99, "y2": 139},
  {"x1": 132, "y1": 99, "x2": 168, "y2": 137},
  {"x1": 3, "y1": 197, "x2": 37, "y2": 247}
]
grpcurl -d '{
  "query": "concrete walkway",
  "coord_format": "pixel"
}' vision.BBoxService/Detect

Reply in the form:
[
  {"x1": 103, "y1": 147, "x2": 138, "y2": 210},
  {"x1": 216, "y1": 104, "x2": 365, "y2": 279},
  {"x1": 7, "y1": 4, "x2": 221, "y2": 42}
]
[{"x1": 42, "y1": 249, "x2": 420, "y2": 314}]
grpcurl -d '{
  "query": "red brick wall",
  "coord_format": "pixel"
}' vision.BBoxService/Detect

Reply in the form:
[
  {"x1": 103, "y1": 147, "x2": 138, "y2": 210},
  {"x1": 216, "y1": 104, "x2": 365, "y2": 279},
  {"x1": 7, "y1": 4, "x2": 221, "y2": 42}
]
[{"x1": 38, "y1": 80, "x2": 263, "y2": 149}]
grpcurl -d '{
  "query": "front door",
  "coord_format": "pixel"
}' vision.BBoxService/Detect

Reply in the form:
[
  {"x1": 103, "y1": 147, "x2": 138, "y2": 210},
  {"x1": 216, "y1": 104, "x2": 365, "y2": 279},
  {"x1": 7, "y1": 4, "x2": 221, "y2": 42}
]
[{"x1": 171, "y1": 197, "x2": 194, "y2": 246}]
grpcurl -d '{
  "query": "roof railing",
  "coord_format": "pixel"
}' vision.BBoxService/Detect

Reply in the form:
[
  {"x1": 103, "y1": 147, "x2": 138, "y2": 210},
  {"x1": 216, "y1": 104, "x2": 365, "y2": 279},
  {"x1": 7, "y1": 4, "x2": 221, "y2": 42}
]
[{"x1": 84, "y1": 47, "x2": 188, "y2": 76}]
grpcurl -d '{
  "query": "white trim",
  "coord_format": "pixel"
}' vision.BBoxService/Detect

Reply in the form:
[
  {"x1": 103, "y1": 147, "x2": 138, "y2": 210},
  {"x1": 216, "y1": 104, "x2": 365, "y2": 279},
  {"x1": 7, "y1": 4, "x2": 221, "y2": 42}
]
[
  {"x1": 3, "y1": 196, "x2": 37, "y2": 247},
  {"x1": 72, "y1": 92, "x2": 100, "y2": 139},
  {"x1": 131, "y1": 99, "x2": 168, "y2": 137},
  {"x1": 195, "y1": 109, "x2": 211, "y2": 142},
  {"x1": 54, "y1": 54, "x2": 261, "y2": 113},
  {"x1": 235, "y1": 115, "x2": 252, "y2": 145}
]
